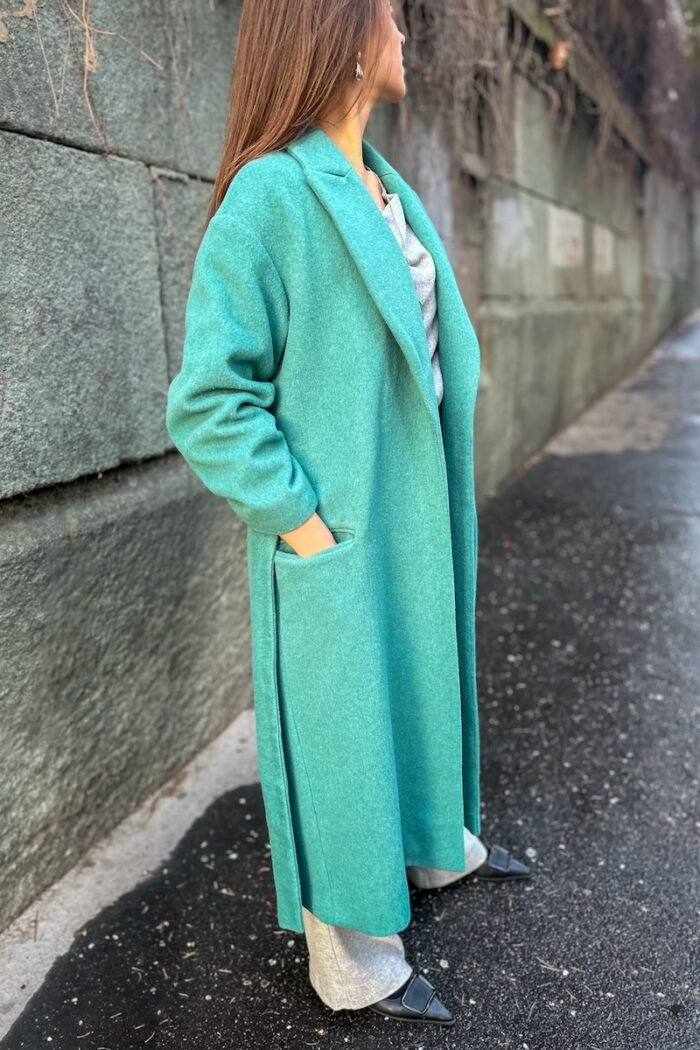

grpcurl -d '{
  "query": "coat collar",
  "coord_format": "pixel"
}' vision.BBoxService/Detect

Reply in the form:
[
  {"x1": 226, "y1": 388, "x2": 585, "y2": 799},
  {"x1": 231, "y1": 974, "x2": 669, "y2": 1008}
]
[{"x1": 284, "y1": 124, "x2": 449, "y2": 426}]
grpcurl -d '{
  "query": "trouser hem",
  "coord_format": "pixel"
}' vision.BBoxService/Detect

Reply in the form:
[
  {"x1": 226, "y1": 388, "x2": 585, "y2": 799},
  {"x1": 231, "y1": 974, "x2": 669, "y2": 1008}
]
[{"x1": 309, "y1": 958, "x2": 414, "y2": 1011}]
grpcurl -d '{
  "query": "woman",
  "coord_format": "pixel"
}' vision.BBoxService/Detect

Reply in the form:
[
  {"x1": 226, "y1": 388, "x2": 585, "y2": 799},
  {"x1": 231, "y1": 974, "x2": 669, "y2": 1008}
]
[{"x1": 166, "y1": 0, "x2": 530, "y2": 1027}]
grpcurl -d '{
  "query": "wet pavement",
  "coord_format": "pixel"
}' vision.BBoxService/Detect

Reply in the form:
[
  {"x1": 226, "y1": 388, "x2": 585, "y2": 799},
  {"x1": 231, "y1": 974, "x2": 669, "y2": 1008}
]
[{"x1": 3, "y1": 317, "x2": 699, "y2": 1049}]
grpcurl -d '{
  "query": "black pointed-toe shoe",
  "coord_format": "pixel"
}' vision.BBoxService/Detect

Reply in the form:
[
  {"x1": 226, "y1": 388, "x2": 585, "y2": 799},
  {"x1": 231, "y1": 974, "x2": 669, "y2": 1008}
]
[
  {"x1": 471, "y1": 841, "x2": 531, "y2": 881},
  {"x1": 367, "y1": 970, "x2": 455, "y2": 1026}
]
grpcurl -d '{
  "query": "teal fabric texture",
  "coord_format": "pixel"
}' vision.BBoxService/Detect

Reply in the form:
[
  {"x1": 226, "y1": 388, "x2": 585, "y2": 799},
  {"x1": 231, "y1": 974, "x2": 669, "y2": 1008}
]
[{"x1": 165, "y1": 124, "x2": 482, "y2": 936}]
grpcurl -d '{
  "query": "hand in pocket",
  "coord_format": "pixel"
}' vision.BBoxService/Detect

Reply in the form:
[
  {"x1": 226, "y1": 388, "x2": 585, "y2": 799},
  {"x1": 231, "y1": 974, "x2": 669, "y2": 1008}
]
[{"x1": 279, "y1": 512, "x2": 337, "y2": 557}]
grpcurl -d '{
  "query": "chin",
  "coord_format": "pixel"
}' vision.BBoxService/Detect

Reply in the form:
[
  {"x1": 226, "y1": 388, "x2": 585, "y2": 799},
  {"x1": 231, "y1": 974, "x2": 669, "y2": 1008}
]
[{"x1": 387, "y1": 80, "x2": 407, "y2": 103}]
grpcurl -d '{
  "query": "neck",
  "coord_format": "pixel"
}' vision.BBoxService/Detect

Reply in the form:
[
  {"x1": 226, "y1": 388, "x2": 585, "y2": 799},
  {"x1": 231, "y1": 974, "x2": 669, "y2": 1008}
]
[{"x1": 316, "y1": 105, "x2": 373, "y2": 181}]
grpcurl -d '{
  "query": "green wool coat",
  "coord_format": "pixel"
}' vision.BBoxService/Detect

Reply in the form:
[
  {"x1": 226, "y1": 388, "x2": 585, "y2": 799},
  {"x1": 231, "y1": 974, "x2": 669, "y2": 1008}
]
[{"x1": 166, "y1": 124, "x2": 482, "y2": 936}]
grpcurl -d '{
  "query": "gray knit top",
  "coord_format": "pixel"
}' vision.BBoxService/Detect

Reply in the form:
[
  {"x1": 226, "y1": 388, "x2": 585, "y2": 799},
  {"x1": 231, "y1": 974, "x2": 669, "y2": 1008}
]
[{"x1": 374, "y1": 171, "x2": 444, "y2": 407}]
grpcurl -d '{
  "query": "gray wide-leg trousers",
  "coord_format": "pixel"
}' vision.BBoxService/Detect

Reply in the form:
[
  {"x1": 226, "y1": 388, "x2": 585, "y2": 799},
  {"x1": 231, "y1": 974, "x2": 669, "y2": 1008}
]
[{"x1": 302, "y1": 826, "x2": 488, "y2": 1010}]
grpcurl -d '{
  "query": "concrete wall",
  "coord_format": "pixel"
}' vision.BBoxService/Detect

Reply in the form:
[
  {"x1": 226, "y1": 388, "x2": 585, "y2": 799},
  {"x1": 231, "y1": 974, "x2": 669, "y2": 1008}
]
[
  {"x1": 0, "y1": 0, "x2": 250, "y2": 931},
  {"x1": 380, "y1": 72, "x2": 698, "y2": 500},
  {"x1": 1, "y1": 1, "x2": 698, "y2": 930},
  {"x1": 695, "y1": 188, "x2": 700, "y2": 306}
]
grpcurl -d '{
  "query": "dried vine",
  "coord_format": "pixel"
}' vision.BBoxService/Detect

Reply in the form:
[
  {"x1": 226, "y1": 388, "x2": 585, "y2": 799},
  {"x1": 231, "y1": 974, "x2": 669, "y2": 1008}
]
[{"x1": 400, "y1": 0, "x2": 700, "y2": 185}]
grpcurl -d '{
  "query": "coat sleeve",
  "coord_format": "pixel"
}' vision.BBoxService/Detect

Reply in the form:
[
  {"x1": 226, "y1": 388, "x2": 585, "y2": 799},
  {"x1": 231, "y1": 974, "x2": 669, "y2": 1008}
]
[{"x1": 166, "y1": 206, "x2": 319, "y2": 536}]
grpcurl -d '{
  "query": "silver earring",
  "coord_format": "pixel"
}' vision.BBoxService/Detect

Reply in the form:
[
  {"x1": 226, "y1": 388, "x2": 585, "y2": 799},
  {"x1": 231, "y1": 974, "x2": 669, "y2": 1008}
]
[{"x1": 354, "y1": 50, "x2": 364, "y2": 81}]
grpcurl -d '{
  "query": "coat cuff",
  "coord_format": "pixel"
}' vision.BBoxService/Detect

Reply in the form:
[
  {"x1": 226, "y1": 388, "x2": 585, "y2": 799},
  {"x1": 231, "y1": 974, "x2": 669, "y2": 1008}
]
[{"x1": 233, "y1": 486, "x2": 319, "y2": 538}]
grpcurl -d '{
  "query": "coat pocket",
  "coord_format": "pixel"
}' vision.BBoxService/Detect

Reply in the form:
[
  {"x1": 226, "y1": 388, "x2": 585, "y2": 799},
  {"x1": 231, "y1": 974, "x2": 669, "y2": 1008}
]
[
  {"x1": 274, "y1": 527, "x2": 356, "y2": 562},
  {"x1": 272, "y1": 523, "x2": 368, "y2": 702}
]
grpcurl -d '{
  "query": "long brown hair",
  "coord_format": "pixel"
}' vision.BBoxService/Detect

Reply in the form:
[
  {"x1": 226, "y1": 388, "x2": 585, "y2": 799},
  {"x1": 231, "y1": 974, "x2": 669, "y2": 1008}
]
[{"x1": 203, "y1": 0, "x2": 391, "y2": 229}]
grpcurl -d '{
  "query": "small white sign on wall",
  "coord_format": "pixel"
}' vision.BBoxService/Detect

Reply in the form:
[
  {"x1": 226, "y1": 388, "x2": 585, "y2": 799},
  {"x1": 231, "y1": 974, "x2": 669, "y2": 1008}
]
[
  {"x1": 548, "y1": 204, "x2": 584, "y2": 268},
  {"x1": 593, "y1": 224, "x2": 615, "y2": 275},
  {"x1": 492, "y1": 197, "x2": 535, "y2": 270}
]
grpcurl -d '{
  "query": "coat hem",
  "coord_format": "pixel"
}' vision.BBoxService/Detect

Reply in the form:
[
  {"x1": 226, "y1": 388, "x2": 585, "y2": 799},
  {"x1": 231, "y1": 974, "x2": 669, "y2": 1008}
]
[{"x1": 296, "y1": 901, "x2": 413, "y2": 939}]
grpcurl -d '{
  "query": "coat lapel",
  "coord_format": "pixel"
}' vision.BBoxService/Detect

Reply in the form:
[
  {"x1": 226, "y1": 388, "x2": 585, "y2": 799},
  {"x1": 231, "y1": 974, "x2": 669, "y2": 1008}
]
[{"x1": 285, "y1": 125, "x2": 447, "y2": 425}]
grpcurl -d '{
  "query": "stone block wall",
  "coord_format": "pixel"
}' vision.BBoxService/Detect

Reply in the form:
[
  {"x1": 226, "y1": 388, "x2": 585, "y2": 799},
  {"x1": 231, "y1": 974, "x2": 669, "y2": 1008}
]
[
  {"x1": 0, "y1": 0, "x2": 250, "y2": 931},
  {"x1": 382, "y1": 71, "x2": 698, "y2": 498}
]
